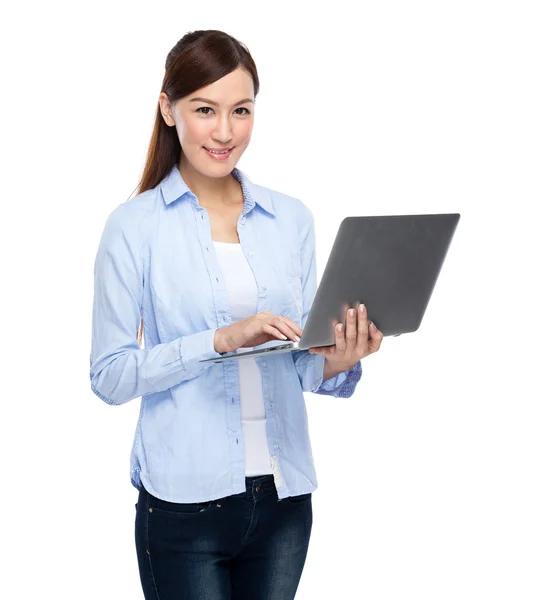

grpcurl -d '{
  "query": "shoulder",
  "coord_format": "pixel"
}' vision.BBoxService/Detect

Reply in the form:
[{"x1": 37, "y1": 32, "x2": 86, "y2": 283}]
[
  {"x1": 101, "y1": 186, "x2": 163, "y2": 249},
  {"x1": 121, "y1": 187, "x2": 160, "y2": 223},
  {"x1": 98, "y1": 187, "x2": 160, "y2": 253}
]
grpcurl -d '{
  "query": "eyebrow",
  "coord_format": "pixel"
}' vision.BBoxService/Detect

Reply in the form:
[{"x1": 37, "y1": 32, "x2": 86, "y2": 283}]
[{"x1": 189, "y1": 97, "x2": 254, "y2": 107}]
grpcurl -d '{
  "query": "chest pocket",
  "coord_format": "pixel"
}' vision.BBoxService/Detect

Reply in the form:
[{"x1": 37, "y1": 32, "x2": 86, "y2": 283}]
[{"x1": 274, "y1": 248, "x2": 303, "y2": 323}]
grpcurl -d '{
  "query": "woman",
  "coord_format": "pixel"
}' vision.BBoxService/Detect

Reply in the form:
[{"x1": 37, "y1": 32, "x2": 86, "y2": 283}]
[{"x1": 90, "y1": 29, "x2": 383, "y2": 600}]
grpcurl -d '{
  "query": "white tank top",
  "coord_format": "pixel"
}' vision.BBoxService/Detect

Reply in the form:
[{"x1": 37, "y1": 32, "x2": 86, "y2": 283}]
[{"x1": 213, "y1": 240, "x2": 273, "y2": 476}]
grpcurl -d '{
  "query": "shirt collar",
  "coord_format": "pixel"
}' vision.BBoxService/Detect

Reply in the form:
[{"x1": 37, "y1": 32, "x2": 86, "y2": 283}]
[{"x1": 160, "y1": 163, "x2": 276, "y2": 217}]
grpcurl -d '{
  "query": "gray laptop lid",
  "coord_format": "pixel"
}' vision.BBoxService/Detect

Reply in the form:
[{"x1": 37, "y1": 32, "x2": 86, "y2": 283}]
[
  {"x1": 301, "y1": 213, "x2": 461, "y2": 348},
  {"x1": 200, "y1": 213, "x2": 460, "y2": 362}
]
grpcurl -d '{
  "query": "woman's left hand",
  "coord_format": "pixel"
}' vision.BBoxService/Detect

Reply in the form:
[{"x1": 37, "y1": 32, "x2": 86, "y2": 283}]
[{"x1": 308, "y1": 304, "x2": 383, "y2": 370}]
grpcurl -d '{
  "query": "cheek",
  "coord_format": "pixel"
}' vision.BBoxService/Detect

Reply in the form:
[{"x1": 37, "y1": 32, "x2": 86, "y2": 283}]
[
  {"x1": 181, "y1": 118, "x2": 210, "y2": 145},
  {"x1": 237, "y1": 122, "x2": 253, "y2": 146}
]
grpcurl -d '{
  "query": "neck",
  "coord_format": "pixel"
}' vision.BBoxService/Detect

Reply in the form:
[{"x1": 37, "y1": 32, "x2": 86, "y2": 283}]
[{"x1": 178, "y1": 159, "x2": 241, "y2": 207}]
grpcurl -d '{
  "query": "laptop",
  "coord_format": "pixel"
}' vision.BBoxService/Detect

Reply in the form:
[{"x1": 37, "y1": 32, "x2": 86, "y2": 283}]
[{"x1": 200, "y1": 213, "x2": 460, "y2": 364}]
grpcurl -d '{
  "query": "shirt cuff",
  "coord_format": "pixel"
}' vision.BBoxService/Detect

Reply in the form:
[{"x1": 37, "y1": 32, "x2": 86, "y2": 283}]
[
  {"x1": 313, "y1": 359, "x2": 363, "y2": 398},
  {"x1": 180, "y1": 328, "x2": 223, "y2": 374}
]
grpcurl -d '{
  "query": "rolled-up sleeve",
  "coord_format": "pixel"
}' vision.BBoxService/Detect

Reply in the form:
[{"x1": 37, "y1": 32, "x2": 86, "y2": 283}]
[
  {"x1": 89, "y1": 204, "x2": 221, "y2": 406},
  {"x1": 291, "y1": 204, "x2": 362, "y2": 398}
]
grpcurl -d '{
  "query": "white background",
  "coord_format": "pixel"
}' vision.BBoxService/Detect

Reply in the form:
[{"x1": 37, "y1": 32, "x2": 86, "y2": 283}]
[{"x1": 2, "y1": 1, "x2": 557, "y2": 598}]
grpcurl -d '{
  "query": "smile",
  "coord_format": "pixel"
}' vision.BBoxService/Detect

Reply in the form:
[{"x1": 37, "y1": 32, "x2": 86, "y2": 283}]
[{"x1": 203, "y1": 147, "x2": 234, "y2": 160}]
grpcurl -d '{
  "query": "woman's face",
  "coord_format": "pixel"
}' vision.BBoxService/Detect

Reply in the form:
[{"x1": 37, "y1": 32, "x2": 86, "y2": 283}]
[{"x1": 159, "y1": 68, "x2": 255, "y2": 178}]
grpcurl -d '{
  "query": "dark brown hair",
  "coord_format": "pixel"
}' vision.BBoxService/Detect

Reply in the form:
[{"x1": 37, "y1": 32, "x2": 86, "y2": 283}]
[{"x1": 132, "y1": 30, "x2": 260, "y2": 347}]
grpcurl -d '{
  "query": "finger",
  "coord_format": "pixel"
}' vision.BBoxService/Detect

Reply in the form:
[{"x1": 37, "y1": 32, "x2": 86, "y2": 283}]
[
  {"x1": 308, "y1": 346, "x2": 325, "y2": 355},
  {"x1": 270, "y1": 317, "x2": 301, "y2": 342},
  {"x1": 309, "y1": 343, "x2": 337, "y2": 355},
  {"x1": 356, "y1": 304, "x2": 369, "y2": 356},
  {"x1": 345, "y1": 308, "x2": 358, "y2": 352},
  {"x1": 367, "y1": 323, "x2": 383, "y2": 353},
  {"x1": 335, "y1": 321, "x2": 347, "y2": 352},
  {"x1": 262, "y1": 323, "x2": 289, "y2": 341},
  {"x1": 280, "y1": 315, "x2": 303, "y2": 338}
]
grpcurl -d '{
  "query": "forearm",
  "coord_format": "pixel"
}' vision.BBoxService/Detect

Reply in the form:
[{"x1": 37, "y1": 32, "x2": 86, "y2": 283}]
[
  {"x1": 90, "y1": 328, "x2": 222, "y2": 405},
  {"x1": 323, "y1": 358, "x2": 351, "y2": 382}
]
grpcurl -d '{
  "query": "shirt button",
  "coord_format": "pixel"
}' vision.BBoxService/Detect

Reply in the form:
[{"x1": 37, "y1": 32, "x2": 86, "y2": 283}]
[
  {"x1": 261, "y1": 362, "x2": 266, "y2": 367},
  {"x1": 274, "y1": 444, "x2": 278, "y2": 450},
  {"x1": 261, "y1": 285, "x2": 267, "y2": 291}
]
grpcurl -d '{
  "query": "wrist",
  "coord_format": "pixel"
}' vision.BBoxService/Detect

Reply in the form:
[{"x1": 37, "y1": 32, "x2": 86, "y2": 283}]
[
  {"x1": 323, "y1": 357, "x2": 351, "y2": 381},
  {"x1": 214, "y1": 327, "x2": 232, "y2": 354}
]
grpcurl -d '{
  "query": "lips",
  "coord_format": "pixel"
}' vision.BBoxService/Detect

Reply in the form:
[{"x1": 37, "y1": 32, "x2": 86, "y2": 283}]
[
  {"x1": 203, "y1": 146, "x2": 234, "y2": 160},
  {"x1": 203, "y1": 147, "x2": 233, "y2": 152}
]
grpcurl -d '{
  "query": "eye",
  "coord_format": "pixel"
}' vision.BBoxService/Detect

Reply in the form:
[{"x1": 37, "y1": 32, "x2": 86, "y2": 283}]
[{"x1": 195, "y1": 107, "x2": 251, "y2": 115}]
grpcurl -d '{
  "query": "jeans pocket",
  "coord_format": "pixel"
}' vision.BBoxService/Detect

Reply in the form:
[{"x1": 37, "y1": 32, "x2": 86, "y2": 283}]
[
  {"x1": 148, "y1": 496, "x2": 216, "y2": 517},
  {"x1": 285, "y1": 492, "x2": 312, "y2": 505}
]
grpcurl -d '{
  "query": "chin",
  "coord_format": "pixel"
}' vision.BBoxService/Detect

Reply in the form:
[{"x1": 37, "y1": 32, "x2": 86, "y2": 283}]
[{"x1": 193, "y1": 163, "x2": 236, "y2": 179}]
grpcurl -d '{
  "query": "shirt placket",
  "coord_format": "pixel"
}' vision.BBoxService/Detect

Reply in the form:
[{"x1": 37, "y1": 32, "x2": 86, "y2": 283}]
[
  {"x1": 196, "y1": 202, "x2": 284, "y2": 494},
  {"x1": 237, "y1": 210, "x2": 284, "y2": 490}
]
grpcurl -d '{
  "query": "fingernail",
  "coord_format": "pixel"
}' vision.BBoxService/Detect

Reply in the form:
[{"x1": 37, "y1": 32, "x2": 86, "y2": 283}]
[
  {"x1": 349, "y1": 309, "x2": 355, "y2": 317},
  {"x1": 337, "y1": 324, "x2": 344, "y2": 332},
  {"x1": 370, "y1": 321, "x2": 377, "y2": 331},
  {"x1": 294, "y1": 335, "x2": 300, "y2": 342},
  {"x1": 359, "y1": 304, "x2": 365, "y2": 313}
]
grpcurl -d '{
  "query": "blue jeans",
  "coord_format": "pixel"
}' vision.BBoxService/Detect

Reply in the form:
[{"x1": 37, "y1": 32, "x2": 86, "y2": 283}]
[{"x1": 135, "y1": 474, "x2": 313, "y2": 600}]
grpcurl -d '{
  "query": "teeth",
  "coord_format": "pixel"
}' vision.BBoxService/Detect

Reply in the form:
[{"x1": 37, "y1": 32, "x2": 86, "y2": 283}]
[{"x1": 206, "y1": 148, "x2": 229, "y2": 154}]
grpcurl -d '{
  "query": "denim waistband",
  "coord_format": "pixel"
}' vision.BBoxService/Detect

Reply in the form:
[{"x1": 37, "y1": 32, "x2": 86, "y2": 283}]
[
  {"x1": 139, "y1": 474, "x2": 277, "y2": 502},
  {"x1": 243, "y1": 474, "x2": 276, "y2": 501}
]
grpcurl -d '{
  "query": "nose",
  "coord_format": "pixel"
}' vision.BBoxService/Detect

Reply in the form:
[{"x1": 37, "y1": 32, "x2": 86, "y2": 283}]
[{"x1": 213, "y1": 115, "x2": 233, "y2": 144}]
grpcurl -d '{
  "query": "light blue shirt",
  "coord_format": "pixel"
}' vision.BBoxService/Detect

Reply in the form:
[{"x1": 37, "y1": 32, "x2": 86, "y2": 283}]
[{"x1": 89, "y1": 164, "x2": 362, "y2": 502}]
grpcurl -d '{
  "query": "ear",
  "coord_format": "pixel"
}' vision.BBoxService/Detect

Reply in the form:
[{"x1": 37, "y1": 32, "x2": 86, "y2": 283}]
[{"x1": 159, "y1": 92, "x2": 176, "y2": 127}]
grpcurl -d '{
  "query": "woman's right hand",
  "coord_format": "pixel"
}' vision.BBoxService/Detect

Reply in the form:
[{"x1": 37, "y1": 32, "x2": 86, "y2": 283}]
[{"x1": 214, "y1": 312, "x2": 303, "y2": 354}]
